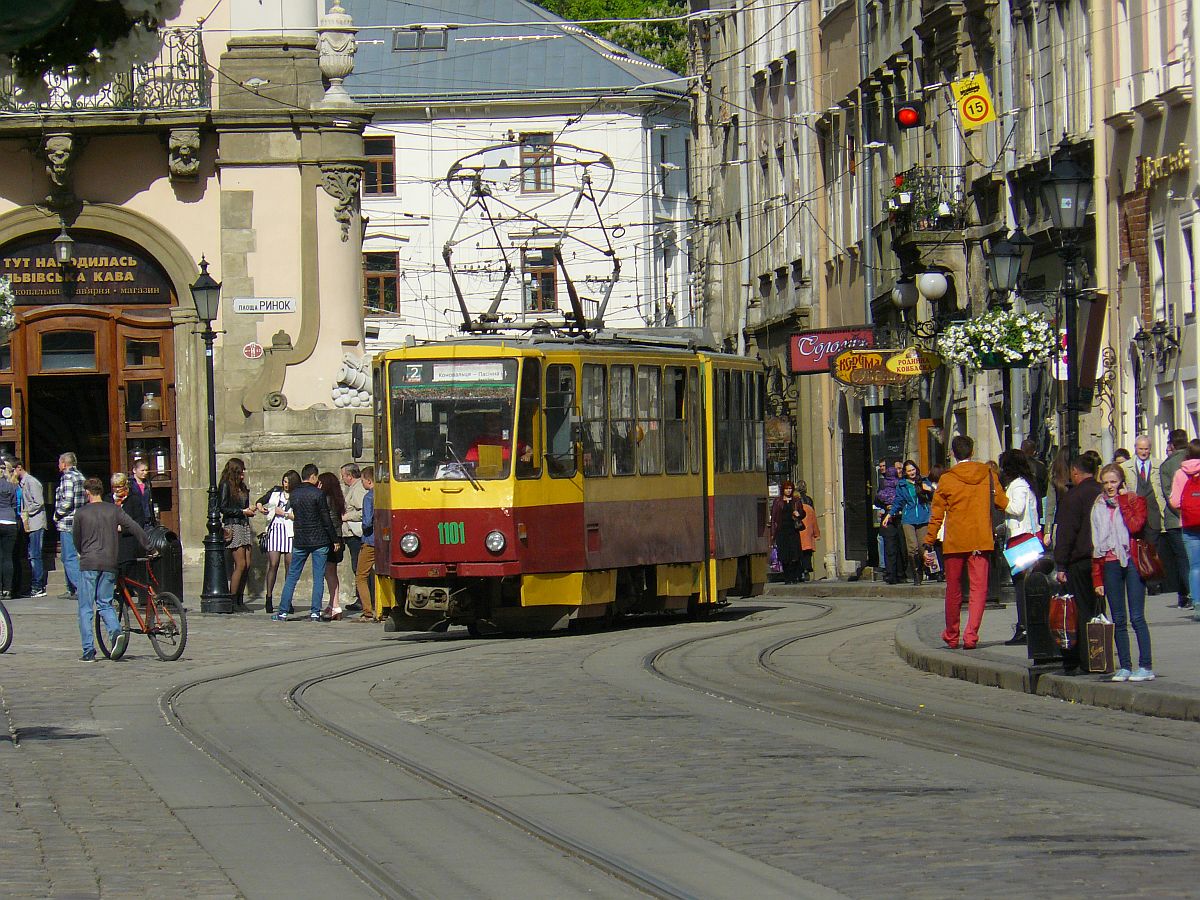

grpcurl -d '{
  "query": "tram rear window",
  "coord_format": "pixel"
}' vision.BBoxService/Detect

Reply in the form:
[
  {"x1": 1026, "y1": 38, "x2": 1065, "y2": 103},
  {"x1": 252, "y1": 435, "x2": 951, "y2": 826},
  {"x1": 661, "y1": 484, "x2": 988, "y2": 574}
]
[{"x1": 387, "y1": 359, "x2": 519, "y2": 480}]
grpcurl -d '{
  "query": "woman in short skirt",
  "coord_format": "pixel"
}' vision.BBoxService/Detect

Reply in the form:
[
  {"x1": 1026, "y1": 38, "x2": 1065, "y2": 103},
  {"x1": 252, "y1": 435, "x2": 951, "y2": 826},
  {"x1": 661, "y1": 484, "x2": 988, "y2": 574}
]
[
  {"x1": 255, "y1": 469, "x2": 299, "y2": 614},
  {"x1": 218, "y1": 457, "x2": 255, "y2": 608}
]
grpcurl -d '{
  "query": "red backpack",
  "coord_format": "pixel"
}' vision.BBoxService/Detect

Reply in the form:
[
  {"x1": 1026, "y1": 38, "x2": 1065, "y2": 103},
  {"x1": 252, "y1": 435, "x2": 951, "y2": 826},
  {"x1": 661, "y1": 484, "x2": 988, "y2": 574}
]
[{"x1": 1181, "y1": 471, "x2": 1200, "y2": 528}]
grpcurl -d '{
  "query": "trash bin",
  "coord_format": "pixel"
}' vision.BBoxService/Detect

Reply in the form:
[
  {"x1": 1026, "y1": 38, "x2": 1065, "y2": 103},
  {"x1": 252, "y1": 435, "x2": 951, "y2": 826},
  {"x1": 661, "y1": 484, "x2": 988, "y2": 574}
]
[
  {"x1": 145, "y1": 525, "x2": 184, "y2": 603},
  {"x1": 1023, "y1": 557, "x2": 1061, "y2": 663}
]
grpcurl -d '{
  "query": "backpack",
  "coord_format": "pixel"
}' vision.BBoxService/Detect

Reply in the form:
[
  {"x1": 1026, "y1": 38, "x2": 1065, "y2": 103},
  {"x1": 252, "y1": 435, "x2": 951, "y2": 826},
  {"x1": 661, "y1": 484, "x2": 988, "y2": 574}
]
[{"x1": 1181, "y1": 471, "x2": 1200, "y2": 528}]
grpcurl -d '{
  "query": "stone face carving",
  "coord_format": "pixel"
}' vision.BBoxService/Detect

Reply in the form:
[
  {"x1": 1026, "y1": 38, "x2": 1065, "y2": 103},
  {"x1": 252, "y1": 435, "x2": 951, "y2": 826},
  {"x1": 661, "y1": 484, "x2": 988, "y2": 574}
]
[
  {"x1": 317, "y1": 1, "x2": 359, "y2": 108},
  {"x1": 40, "y1": 132, "x2": 79, "y2": 208},
  {"x1": 168, "y1": 128, "x2": 201, "y2": 180},
  {"x1": 319, "y1": 164, "x2": 363, "y2": 241}
]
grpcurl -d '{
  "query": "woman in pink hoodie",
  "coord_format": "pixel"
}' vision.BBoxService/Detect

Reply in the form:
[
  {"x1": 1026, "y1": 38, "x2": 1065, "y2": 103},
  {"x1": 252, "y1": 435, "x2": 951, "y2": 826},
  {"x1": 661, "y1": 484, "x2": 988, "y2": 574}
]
[{"x1": 1168, "y1": 438, "x2": 1200, "y2": 622}]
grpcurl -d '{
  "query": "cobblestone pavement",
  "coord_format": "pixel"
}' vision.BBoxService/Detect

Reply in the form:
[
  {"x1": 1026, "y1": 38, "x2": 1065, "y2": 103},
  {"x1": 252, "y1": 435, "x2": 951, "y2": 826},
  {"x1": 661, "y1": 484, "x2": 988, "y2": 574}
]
[
  {"x1": 2, "y1": 584, "x2": 1198, "y2": 898},
  {"x1": 371, "y1": 593, "x2": 1200, "y2": 898}
]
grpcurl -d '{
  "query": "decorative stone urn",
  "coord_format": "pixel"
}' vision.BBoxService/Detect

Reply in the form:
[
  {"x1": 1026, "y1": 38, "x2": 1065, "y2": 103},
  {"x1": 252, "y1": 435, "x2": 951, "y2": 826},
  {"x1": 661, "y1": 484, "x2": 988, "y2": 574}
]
[{"x1": 317, "y1": 1, "x2": 359, "y2": 108}]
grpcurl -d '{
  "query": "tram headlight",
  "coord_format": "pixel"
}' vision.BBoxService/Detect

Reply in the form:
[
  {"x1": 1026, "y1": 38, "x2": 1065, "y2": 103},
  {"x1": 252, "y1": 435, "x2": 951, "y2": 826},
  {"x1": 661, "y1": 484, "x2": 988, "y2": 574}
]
[
  {"x1": 399, "y1": 532, "x2": 420, "y2": 555},
  {"x1": 484, "y1": 530, "x2": 506, "y2": 553}
]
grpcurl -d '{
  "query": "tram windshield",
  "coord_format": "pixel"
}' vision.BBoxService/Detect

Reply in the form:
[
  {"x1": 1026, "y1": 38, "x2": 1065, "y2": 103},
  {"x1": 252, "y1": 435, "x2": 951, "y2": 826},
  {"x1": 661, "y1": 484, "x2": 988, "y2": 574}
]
[{"x1": 387, "y1": 358, "x2": 520, "y2": 481}]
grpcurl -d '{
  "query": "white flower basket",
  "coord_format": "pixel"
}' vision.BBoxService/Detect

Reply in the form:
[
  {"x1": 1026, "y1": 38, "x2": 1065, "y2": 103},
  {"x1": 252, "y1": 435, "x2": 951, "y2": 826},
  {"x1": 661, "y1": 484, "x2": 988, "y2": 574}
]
[{"x1": 935, "y1": 309, "x2": 1057, "y2": 370}]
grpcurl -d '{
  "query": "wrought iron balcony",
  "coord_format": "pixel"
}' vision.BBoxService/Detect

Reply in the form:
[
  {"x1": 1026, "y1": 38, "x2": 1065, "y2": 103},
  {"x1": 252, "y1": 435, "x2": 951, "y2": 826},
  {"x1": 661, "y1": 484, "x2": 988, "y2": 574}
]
[
  {"x1": 884, "y1": 166, "x2": 968, "y2": 233},
  {"x1": 0, "y1": 28, "x2": 209, "y2": 114}
]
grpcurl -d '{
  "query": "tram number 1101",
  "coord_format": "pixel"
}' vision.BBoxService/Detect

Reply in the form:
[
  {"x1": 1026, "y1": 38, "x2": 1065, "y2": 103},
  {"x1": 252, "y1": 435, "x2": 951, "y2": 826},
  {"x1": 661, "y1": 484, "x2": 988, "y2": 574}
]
[{"x1": 438, "y1": 521, "x2": 466, "y2": 545}]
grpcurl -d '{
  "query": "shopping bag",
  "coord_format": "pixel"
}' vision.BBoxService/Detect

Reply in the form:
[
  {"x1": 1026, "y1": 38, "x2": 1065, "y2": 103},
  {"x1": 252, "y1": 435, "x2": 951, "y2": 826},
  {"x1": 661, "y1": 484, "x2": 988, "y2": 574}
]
[
  {"x1": 1085, "y1": 613, "x2": 1115, "y2": 674},
  {"x1": 1003, "y1": 535, "x2": 1043, "y2": 575},
  {"x1": 1048, "y1": 593, "x2": 1077, "y2": 650},
  {"x1": 768, "y1": 546, "x2": 782, "y2": 575}
]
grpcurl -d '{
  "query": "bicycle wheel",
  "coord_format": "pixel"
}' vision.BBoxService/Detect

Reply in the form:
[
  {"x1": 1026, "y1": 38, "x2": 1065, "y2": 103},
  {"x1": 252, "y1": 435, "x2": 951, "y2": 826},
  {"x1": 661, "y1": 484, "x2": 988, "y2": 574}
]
[
  {"x1": 147, "y1": 592, "x2": 187, "y2": 661},
  {"x1": 95, "y1": 599, "x2": 131, "y2": 660},
  {"x1": 0, "y1": 600, "x2": 11, "y2": 654}
]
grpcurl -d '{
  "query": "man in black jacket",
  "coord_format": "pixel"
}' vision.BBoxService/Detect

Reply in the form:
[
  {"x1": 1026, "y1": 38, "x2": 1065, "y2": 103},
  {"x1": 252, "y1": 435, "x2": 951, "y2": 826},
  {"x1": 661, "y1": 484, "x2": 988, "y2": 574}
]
[
  {"x1": 273, "y1": 463, "x2": 341, "y2": 621},
  {"x1": 1053, "y1": 454, "x2": 1103, "y2": 675}
]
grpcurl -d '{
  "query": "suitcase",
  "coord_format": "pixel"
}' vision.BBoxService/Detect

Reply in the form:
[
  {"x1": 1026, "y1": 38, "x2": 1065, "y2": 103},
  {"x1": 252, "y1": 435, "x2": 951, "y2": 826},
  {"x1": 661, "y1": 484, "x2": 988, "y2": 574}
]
[{"x1": 1085, "y1": 618, "x2": 1115, "y2": 674}]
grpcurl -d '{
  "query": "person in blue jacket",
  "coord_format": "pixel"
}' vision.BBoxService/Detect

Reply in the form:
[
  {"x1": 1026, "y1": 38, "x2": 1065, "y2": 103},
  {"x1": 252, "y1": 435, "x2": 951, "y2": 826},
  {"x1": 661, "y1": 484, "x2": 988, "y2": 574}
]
[{"x1": 884, "y1": 459, "x2": 934, "y2": 585}]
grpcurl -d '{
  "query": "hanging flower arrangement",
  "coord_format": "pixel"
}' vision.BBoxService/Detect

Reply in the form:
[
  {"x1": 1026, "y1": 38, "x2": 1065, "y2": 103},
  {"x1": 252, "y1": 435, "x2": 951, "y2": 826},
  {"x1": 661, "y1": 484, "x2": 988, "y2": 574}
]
[
  {"x1": 936, "y1": 308, "x2": 1058, "y2": 370},
  {"x1": 0, "y1": 276, "x2": 16, "y2": 337}
]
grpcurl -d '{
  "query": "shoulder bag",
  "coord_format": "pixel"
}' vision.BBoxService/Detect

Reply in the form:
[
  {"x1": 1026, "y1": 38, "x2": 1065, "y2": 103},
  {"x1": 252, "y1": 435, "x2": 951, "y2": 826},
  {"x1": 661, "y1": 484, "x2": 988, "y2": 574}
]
[
  {"x1": 988, "y1": 472, "x2": 1005, "y2": 541},
  {"x1": 1133, "y1": 537, "x2": 1165, "y2": 581}
]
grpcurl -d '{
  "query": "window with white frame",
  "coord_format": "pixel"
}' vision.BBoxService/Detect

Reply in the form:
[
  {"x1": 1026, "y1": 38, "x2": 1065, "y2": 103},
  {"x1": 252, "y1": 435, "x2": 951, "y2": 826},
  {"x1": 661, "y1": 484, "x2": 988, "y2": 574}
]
[
  {"x1": 1153, "y1": 233, "x2": 1167, "y2": 321},
  {"x1": 1182, "y1": 223, "x2": 1196, "y2": 317}
]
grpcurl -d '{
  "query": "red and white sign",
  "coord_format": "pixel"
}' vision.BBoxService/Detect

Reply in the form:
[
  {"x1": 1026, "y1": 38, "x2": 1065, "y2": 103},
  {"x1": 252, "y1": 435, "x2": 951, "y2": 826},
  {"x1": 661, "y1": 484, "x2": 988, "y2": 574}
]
[
  {"x1": 788, "y1": 327, "x2": 875, "y2": 374},
  {"x1": 242, "y1": 342, "x2": 264, "y2": 360}
]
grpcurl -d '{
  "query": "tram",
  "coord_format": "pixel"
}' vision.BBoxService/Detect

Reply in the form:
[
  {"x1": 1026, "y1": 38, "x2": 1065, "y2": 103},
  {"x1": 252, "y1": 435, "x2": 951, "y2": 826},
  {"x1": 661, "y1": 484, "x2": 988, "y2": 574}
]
[{"x1": 370, "y1": 329, "x2": 769, "y2": 633}]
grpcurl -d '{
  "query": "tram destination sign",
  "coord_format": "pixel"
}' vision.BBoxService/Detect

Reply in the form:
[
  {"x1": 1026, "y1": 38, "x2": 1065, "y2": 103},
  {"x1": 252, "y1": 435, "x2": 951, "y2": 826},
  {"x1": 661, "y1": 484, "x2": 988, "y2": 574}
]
[{"x1": 788, "y1": 327, "x2": 875, "y2": 374}]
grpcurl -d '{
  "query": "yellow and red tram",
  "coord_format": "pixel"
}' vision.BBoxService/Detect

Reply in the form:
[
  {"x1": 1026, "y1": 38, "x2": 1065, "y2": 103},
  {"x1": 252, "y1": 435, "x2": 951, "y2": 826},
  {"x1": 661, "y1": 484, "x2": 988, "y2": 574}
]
[{"x1": 370, "y1": 331, "x2": 769, "y2": 633}]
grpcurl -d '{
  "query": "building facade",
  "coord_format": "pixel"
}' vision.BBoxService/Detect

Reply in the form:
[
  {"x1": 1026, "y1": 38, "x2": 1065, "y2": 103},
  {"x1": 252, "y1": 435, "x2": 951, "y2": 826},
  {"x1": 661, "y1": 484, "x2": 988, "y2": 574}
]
[
  {"x1": 0, "y1": 0, "x2": 370, "y2": 552},
  {"x1": 348, "y1": 0, "x2": 693, "y2": 348}
]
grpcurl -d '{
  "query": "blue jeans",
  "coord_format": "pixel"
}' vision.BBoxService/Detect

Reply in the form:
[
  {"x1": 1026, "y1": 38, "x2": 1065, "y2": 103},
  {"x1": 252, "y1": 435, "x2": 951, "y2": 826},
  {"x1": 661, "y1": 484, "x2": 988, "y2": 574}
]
[
  {"x1": 27, "y1": 527, "x2": 45, "y2": 591},
  {"x1": 1102, "y1": 560, "x2": 1151, "y2": 671},
  {"x1": 1183, "y1": 528, "x2": 1200, "y2": 622},
  {"x1": 59, "y1": 529, "x2": 81, "y2": 593},
  {"x1": 278, "y1": 545, "x2": 329, "y2": 616},
  {"x1": 78, "y1": 569, "x2": 121, "y2": 657}
]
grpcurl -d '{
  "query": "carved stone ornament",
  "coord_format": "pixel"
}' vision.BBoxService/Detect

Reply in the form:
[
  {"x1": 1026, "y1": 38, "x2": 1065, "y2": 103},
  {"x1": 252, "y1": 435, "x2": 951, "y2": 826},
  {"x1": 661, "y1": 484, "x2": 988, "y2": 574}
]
[
  {"x1": 168, "y1": 128, "x2": 201, "y2": 180},
  {"x1": 319, "y1": 164, "x2": 363, "y2": 241},
  {"x1": 317, "y1": 1, "x2": 359, "y2": 108},
  {"x1": 39, "y1": 132, "x2": 79, "y2": 209}
]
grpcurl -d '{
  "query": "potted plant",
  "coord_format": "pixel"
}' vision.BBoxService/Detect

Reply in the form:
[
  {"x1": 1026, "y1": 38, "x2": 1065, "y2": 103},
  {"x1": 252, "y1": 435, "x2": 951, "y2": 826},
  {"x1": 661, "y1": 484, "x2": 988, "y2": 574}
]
[
  {"x1": 935, "y1": 308, "x2": 1057, "y2": 371},
  {"x1": 0, "y1": 277, "x2": 15, "y2": 340}
]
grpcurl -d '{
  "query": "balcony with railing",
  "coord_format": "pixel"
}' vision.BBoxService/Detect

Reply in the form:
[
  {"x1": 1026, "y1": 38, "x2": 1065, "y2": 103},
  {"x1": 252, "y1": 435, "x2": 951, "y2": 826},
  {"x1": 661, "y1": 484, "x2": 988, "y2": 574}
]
[
  {"x1": 0, "y1": 27, "x2": 209, "y2": 114},
  {"x1": 884, "y1": 166, "x2": 968, "y2": 234}
]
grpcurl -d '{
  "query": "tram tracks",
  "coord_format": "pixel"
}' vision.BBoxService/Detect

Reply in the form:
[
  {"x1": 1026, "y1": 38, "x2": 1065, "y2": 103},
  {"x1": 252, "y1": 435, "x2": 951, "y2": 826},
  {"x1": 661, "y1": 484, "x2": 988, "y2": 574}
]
[
  {"x1": 163, "y1": 634, "x2": 803, "y2": 899},
  {"x1": 646, "y1": 595, "x2": 1200, "y2": 809}
]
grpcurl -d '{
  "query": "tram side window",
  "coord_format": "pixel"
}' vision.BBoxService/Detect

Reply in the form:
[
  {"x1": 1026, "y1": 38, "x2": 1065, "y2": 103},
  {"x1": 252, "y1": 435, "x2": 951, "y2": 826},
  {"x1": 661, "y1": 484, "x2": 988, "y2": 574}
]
[
  {"x1": 753, "y1": 372, "x2": 766, "y2": 471},
  {"x1": 715, "y1": 369, "x2": 730, "y2": 473},
  {"x1": 516, "y1": 359, "x2": 542, "y2": 478},
  {"x1": 545, "y1": 364, "x2": 577, "y2": 477},
  {"x1": 610, "y1": 365, "x2": 636, "y2": 476},
  {"x1": 687, "y1": 367, "x2": 700, "y2": 473},
  {"x1": 637, "y1": 366, "x2": 662, "y2": 475},
  {"x1": 741, "y1": 370, "x2": 755, "y2": 471},
  {"x1": 731, "y1": 371, "x2": 747, "y2": 471},
  {"x1": 664, "y1": 366, "x2": 687, "y2": 475},
  {"x1": 582, "y1": 364, "x2": 607, "y2": 477},
  {"x1": 373, "y1": 365, "x2": 389, "y2": 482}
]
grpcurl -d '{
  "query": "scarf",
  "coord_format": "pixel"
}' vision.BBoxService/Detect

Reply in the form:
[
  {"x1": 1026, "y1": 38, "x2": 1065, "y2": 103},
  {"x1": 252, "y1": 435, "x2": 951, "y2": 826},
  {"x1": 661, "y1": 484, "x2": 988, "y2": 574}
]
[
  {"x1": 1090, "y1": 495, "x2": 1130, "y2": 566},
  {"x1": 113, "y1": 485, "x2": 130, "y2": 505}
]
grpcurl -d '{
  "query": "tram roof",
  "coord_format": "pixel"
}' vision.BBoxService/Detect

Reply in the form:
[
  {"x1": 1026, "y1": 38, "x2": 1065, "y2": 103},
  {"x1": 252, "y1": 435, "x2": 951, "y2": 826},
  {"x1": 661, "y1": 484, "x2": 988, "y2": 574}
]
[{"x1": 386, "y1": 328, "x2": 757, "y2": 363}]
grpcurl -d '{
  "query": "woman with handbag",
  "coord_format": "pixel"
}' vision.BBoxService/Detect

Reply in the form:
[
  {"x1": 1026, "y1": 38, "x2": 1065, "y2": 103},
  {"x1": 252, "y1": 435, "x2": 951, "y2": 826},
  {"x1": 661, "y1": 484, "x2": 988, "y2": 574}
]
[
  {"x1": 770, "y1": 481, "x2": 805, "y2": 585},
  {"x1": 885, "y1": 460, "x2": 932, "y2": 585},
  {"x1": 255, "y1": 469, "x2": 299, "y2": 614},
  {"x1": 999, "y1": 450, "x2": 1042, "y2": 646},
  {"x1": 1091, "y1": 463, "x2": 1154, "y2": 682}
]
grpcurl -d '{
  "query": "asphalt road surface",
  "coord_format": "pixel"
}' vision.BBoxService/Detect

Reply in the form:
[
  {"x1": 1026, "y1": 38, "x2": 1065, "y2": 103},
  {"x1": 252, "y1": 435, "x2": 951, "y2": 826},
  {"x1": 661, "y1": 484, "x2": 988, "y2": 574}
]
[{"x1": 2, "y1": 587, "x2": 1197, "y2": 898}]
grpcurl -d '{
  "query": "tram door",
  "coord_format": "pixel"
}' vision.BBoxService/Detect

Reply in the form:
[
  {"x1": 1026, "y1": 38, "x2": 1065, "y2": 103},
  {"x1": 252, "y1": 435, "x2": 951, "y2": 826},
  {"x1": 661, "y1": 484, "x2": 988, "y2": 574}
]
[{"x1": 27, "y1": 374, "x2": 112, "y2": 512}]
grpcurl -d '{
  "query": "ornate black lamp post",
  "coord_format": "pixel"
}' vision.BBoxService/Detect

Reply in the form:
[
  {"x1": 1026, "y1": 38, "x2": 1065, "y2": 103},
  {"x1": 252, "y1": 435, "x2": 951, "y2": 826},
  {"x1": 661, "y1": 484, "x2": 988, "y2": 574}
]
[
  {"x1": 191, "y1": 257, "x2": 233, "y2": 614},
  {"x1": 983, "y1": 229, "x2": 1034, "y2": 449},
  {"x1": 1038, "y1": 139, "x2": 1093, "y2": 459}
]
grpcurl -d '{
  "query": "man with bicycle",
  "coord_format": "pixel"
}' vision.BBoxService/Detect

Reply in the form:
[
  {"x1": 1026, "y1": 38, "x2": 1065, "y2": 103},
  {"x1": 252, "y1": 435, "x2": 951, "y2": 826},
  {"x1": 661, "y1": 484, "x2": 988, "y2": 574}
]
[{"x1": 73, "y1": 477, "x2": 149, "y2": 661}]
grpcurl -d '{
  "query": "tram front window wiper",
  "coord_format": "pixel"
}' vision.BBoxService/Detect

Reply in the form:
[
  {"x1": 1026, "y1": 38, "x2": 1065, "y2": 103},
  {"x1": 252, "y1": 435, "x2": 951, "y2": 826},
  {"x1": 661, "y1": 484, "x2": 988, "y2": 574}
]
[{"x1": 445, "y1": 440, "x2": 483, "y2": 491}]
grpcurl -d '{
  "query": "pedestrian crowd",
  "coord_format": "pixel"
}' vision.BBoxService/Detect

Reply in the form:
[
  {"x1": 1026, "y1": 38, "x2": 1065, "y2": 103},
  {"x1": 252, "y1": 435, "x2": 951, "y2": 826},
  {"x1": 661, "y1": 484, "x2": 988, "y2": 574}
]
[
  {"x1": 221, "y1": 459, "x2": 378, "y2": 624},
  {"x1": 852, "y1": 429, "x2": 1200, "y2": 683}
]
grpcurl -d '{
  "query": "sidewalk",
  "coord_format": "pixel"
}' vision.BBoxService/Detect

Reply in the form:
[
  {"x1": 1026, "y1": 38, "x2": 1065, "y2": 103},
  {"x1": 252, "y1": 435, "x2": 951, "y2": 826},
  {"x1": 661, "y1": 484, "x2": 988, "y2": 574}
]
[{"x1": 895, "y1": 588, "x2": 1200, "y2": 723}]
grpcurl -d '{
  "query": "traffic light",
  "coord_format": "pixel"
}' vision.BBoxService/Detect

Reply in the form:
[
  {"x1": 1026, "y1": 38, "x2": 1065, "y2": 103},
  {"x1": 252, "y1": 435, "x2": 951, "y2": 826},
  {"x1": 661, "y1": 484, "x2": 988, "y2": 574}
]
[{"x1": 894, "y1": 99, "x2": 925, "y2": 130}]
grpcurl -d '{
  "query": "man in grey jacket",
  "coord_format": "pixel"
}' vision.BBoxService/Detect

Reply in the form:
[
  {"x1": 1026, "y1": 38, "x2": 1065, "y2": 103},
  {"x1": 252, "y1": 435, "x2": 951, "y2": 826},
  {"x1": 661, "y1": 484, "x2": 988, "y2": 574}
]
[
  {"x1": 12, "y1": 460, "x2": 46, "y2": 598},
  {"x1": 1160, "y1": 428, "x2": 1192, "y2": 610},
  {"x1": 73, "y1": 477, "x2": 149, "y2": 661}
]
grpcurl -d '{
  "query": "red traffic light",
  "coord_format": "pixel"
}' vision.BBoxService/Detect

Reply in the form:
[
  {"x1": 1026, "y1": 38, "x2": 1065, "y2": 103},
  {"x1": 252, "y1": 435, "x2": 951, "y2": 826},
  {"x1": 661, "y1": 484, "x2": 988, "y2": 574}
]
[{"x1": 894, "y1": 100, "x2": 925, "y2": 129}]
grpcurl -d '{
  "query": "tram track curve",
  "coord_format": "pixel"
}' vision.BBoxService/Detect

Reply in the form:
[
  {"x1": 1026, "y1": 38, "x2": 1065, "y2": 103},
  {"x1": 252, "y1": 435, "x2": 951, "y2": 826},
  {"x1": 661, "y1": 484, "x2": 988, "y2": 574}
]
[
  {"x1": 162, "y1": 633, "x2": 808, "y2": 899},
  {"x1": 646, "y1": 595, "x2": 1200, "y2": 809}
]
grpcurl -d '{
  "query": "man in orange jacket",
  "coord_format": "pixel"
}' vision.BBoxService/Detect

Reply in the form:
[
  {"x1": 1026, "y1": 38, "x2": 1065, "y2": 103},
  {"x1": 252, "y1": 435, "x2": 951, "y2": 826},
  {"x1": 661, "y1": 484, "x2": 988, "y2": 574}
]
[{"x1": 924, "y1": 435, "x2": 1009, "y2": 650}]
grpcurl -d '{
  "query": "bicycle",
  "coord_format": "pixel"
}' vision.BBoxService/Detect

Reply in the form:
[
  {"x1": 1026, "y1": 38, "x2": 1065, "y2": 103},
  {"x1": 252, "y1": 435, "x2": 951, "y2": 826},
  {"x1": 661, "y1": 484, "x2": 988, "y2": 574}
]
[
  {"x1": 0, "y1": 596, "x2": 11, "y2": 653},
  {"x1": 95, "y1": 557, "x2": 187, "y2": 661}
]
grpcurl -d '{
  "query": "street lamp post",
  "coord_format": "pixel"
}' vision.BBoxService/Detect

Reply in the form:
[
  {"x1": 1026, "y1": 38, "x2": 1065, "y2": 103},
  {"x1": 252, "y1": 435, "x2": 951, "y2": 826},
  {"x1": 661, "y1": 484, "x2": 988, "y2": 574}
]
[
  {"x1": 191, "y1": 257, "x2": 233, "y2": 614},
  {"x1": 1038, "y1": 139, "x2": 1093, "y2": 460},
  {"x1": 983, "y1": 228, "x2": 1033, "y2": 448}
]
